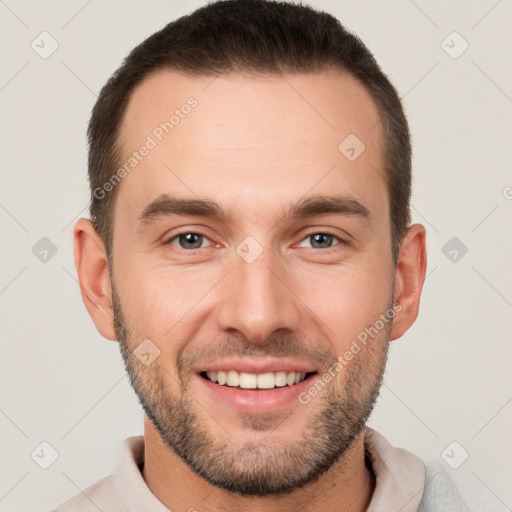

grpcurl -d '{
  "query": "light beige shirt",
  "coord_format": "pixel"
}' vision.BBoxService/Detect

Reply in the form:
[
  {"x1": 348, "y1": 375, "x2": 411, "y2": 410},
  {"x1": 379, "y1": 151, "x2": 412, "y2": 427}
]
[{"x1": 52, "y1": 428, "x2": 470, "y2": 511}]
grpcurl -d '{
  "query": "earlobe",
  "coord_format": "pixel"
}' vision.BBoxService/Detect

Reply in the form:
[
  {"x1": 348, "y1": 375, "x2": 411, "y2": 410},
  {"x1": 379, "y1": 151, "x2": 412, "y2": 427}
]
[
  {"x1": 389, "y1": 223, "x2": 427, "y2": 341},
  {"x1": 73, "y1": 218, "x2": 118, "y2": 341}
]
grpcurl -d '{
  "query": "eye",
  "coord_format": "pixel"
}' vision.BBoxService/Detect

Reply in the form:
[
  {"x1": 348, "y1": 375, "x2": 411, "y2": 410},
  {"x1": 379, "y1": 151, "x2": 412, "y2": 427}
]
[
  {"x1": 165, "y1": 232, "x2": 213, "y2": 250},
  {"x1": 298, "y1": 232, "x2": 344, "y2": 250}
]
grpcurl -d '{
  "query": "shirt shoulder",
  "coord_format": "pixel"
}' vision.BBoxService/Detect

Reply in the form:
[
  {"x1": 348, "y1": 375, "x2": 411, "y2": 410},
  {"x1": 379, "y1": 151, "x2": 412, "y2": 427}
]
[
  {"x1": 51, "y1": 474, "x2": 125, "y2": 512},
  {"x1": 50, "y1": 435, "x2": 170, "y2": 512},
  {"x1": 417, "y1": 459, "x2": 472, "y2": 512}
]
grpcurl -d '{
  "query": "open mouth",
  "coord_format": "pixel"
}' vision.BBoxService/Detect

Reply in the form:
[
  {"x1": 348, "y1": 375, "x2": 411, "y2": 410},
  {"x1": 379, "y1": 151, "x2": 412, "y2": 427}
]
[{"x1": 200, "y1": 370, "x2": 317, "y2": 390}]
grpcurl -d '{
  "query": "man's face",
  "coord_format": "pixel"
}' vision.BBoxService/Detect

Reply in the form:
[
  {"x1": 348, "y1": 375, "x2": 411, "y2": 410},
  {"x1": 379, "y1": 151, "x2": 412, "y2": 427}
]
[{"x1": 110, "y1": 69, "x2": 396, "y2": 495}]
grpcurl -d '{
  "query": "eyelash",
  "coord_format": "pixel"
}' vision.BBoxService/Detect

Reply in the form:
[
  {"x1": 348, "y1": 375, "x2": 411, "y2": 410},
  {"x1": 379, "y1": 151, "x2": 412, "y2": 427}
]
[{"x1": 163, "y1": 230, "x2": 345, "y2": 253}]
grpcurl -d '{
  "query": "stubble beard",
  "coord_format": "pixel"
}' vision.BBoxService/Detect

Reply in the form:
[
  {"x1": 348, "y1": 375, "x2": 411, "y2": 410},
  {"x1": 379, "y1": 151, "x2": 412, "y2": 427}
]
[{"x1": 111, "y1": 279, "x2": 392, "y2": 496}]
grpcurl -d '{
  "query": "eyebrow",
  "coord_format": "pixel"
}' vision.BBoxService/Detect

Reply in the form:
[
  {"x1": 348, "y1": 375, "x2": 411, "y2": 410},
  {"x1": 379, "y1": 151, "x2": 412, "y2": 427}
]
[{"x1": 137, "y1": 193, "x2": 372, "y2": 227}]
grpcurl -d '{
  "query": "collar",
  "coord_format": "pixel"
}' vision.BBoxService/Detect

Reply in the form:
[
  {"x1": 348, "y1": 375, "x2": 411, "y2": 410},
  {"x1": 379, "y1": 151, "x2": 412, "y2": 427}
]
[{"x1": 365, "y1": 427, "x2": 426, "y2": 511}]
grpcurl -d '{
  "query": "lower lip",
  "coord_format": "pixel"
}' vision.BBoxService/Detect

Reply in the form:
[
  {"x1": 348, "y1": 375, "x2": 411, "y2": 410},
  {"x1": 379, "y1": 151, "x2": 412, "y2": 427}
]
[{"x1": 194, "y1": 373, "x2": 319, "y2": 414}]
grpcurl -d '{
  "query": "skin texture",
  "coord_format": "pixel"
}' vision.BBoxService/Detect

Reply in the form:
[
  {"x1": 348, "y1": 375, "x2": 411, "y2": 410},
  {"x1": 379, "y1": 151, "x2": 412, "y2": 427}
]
[{"x1": 73, "y1": 69, "x2": 427, "y2": 512}]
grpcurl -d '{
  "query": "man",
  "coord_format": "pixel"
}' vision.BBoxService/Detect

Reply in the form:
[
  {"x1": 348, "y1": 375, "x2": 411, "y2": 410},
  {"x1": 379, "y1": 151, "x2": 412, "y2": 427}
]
[{"x1": 54, "y1": 0, "x2": 470, "y2": 510}]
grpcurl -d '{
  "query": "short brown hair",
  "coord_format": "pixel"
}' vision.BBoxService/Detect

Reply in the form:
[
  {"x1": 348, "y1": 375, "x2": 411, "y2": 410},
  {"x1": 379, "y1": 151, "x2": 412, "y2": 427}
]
[{"x1": 87, "y1": 0, "x2": 412, "y2": 265}]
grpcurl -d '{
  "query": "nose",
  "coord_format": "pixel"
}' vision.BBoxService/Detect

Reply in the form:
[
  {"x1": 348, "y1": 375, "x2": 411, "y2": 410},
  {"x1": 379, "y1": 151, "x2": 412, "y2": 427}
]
[{"x1": 216, "y1": 248, "x2": 301, "y2": 344}]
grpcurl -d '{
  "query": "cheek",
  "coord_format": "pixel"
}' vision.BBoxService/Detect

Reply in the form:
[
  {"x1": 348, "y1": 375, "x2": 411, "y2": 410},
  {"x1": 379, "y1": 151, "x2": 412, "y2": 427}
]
[
  {"x1": 115, "y1": 262, "x2": 215, "y2": 354},
  {"x1": 298, "y1": 264, "x2": 391, "y2": 351}
]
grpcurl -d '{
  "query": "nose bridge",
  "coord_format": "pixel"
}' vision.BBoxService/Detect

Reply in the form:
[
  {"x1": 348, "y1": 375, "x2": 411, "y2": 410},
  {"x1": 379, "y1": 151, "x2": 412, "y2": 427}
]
[{"x1": 216, "y1": 242, "x2": 300, "y2": 343}]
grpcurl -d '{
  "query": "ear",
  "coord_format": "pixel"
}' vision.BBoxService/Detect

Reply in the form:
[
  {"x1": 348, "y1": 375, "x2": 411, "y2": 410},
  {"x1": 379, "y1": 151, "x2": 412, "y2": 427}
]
[
  {"x1": 73, "y1": 218, "x2": 117, "y2": 341},
  {"x1": 389, "y1": 223, "x2": 427, "y2": 341}
]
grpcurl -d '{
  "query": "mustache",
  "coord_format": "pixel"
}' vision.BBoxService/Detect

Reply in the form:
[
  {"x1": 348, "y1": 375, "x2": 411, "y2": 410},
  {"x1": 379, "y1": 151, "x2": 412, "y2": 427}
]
[{"x1": 177, "y1": 334, "x2": 338, "y2": 373}]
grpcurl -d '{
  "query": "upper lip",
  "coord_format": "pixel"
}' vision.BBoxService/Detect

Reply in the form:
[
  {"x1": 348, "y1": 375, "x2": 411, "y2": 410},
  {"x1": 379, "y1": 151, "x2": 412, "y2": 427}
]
[{"x1": 194, "y1": 358, "x2": 318, "y2": 375}]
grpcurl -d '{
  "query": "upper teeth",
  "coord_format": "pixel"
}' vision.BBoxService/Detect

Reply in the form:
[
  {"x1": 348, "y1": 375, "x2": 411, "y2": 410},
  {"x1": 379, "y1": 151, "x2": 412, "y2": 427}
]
[{"x1": 205, "y1": 370, "x2": 307, "y2": 389}]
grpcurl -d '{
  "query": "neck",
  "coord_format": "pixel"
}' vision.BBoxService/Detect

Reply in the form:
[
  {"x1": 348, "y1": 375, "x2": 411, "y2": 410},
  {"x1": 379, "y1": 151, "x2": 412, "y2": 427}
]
[{"x1": 141, "y1": 417, "x2": 375, "y2": 512}]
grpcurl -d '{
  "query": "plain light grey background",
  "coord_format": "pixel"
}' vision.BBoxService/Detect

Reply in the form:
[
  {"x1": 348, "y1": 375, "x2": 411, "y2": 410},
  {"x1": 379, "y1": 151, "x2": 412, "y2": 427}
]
[{"x1": 1, "y1": 1, "x2": 511, "y2": 511}]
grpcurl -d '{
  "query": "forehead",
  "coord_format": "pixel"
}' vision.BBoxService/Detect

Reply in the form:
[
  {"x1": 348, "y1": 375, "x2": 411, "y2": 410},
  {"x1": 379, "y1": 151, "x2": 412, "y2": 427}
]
[{"x1": 115, "y1": 69, "x2": 387, "y2": 227}]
